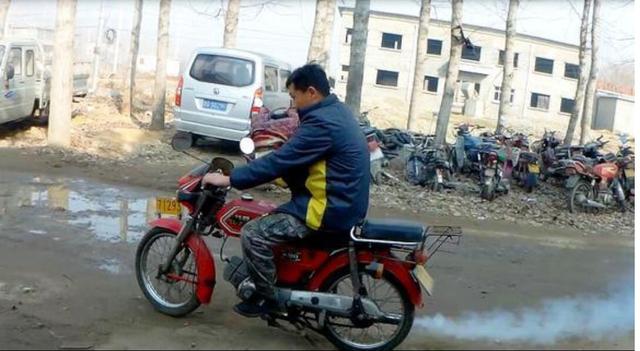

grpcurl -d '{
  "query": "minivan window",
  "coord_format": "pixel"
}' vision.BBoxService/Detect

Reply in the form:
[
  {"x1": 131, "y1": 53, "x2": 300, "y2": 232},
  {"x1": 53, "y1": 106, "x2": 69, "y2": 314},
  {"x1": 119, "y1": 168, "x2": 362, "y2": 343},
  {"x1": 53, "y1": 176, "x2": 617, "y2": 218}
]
[
  {"x1": 189, "y1": 54, "x2": 254, "y2": 87},
  {"x1": 25, "y1": 50, "x2": 34, "y2": 77},
  {"x1": 279, "y1": 69, "x2": 290, "y2": 93},
  {"x1": 264, "y1": 66, "x2": 278, "y2": 92},
  {"x1": 9, "y1": 48, "x2": 21, "y2": 76}
]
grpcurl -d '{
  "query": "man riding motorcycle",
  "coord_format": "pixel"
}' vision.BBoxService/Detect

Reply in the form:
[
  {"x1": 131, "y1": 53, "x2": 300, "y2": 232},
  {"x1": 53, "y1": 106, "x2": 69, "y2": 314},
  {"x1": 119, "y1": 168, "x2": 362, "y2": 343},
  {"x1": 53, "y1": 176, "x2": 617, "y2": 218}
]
[{"x1": 202, "y1": 64, "x2": 370, "y2": 318}]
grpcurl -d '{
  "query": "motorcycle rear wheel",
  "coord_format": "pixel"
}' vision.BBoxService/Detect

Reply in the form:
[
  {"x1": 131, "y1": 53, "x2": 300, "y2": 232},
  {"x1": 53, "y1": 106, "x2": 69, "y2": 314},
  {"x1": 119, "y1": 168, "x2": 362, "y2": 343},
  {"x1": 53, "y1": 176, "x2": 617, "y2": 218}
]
[
  {"x1": 320, "y1": 268, "x2": 414, "y2": 351},
  {"x1": 568, "y1": 181, "x2": 596, "y2": 214},
  {"x1": 135, "y1": 228, "x2": 201, "y2": 317},
  {"x1": 480, "y1": 180, "x2": 496, "y2": 201}
]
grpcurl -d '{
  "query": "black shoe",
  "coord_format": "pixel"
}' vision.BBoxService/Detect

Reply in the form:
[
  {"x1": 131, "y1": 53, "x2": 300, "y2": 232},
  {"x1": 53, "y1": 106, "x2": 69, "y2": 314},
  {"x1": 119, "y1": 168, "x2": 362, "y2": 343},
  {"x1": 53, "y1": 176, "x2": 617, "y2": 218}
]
[{"x1": 233, "y1": 300, "x2": 266, "y2": 318}]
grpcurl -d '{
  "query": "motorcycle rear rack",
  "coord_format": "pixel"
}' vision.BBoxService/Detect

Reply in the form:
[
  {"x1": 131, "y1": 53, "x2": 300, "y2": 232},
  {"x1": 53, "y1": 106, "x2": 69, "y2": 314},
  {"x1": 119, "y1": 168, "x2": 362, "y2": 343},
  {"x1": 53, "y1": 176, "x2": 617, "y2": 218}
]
[{"x1": 423, "y1": 226, "x2": 462, "y2": 258}]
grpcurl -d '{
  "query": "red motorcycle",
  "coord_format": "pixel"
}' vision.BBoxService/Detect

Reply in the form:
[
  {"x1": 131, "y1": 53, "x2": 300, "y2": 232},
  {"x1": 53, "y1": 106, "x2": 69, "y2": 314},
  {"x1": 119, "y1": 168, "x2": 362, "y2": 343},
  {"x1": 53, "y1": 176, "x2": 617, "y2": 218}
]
[
  {"x1": 566, "y1": 151, "x2": 629, "y2": 213},
  {"x1": 135, "y1": 135, "x2": 461, "y2": 351}
]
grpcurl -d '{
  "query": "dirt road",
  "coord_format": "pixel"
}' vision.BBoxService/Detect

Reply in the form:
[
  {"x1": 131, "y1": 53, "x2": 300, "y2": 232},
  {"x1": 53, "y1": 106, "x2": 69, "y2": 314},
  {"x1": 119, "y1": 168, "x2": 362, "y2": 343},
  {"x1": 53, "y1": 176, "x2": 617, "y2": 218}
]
[{"x1": 0, "y1": 154, "x2": 633, "y2": 350}]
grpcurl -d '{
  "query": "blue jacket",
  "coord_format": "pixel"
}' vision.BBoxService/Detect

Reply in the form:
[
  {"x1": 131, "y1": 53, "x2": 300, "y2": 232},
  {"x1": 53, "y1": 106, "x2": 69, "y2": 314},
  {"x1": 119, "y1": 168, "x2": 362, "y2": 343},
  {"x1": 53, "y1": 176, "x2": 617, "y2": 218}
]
[{"x1": 230, "y1": 94, "x2": 370, "y2": 232}]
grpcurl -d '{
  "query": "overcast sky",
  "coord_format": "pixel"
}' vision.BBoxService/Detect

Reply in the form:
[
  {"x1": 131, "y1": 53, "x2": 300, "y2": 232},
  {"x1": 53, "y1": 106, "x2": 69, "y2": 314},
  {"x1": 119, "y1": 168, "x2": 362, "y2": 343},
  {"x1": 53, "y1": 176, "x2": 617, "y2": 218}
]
[{"x1": 6, "y1": 0, "x2": 635, "y2": 76}]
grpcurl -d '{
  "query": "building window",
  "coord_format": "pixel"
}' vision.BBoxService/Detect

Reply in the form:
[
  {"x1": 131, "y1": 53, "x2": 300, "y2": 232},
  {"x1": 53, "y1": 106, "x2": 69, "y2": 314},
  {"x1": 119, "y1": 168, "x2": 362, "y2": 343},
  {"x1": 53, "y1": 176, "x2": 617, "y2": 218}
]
[
  {"x1": 427, "y1": 39, "x2": 442, "y2": 55},
  {"x1": 376, "y1": 70, "x2": 399, "y2": 87},
  {"x1": 340, "y1": 65, "x2": 349, "y2": 81},
  {"x1": 530, "y1": 92, "x2": 550, "y2": 110},
  {"x1": 534, "y1": 57, "x2": 554, "y2": 74},
  {"x1": 493, "y1": 86, "x2": 515, "y2": 103},
  {"x1": 345, "y1": 28, "x2": 353, "y2": 44},
  {"x1": 461, "y1": 45, "x2": 481, "y2": 61},
  {"x1": 564, "y1": 63, "x2": 579, "y2": 79},
  {"x1": 498, "y1": 50, "x2": 519, "y2": 68},
  {"x1": 423, "y1": 75, "x2": 438, "y2": 92},
  {"x1": 560, "y1": 98, "x2": 575, "y2": 113},
  {"x1": 474, "y1": 83, "x2": 481, "y2": 94},
  {"x1": 381, "y1": 33, "x2": 402, "y2": 50}
]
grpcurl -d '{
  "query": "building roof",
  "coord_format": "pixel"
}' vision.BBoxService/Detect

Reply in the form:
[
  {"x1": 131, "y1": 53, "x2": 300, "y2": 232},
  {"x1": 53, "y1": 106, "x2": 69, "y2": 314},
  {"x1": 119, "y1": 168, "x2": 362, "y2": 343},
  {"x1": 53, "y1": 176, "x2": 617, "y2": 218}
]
[
  {"x1": 596, "y1": 89, "x2": 635, "y2": 103},
  {"x1": 338, "y1": 7, "x2": 580, "y2": 51}
]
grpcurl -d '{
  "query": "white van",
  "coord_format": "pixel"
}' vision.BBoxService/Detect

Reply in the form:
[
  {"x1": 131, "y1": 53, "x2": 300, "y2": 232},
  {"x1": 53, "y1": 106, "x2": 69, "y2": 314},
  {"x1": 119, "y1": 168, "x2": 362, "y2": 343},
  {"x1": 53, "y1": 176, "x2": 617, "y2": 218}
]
[{"x1": 174, "y1": 48, "x2": 294, "y2": 143}]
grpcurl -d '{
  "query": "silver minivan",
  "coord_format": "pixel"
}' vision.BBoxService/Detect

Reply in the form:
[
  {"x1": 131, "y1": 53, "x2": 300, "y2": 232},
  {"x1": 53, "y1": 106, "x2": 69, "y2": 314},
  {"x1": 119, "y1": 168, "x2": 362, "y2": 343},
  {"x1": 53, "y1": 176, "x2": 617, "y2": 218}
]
[{"x1": 174, "y1": 48, "x2": 293, "y2": 142}]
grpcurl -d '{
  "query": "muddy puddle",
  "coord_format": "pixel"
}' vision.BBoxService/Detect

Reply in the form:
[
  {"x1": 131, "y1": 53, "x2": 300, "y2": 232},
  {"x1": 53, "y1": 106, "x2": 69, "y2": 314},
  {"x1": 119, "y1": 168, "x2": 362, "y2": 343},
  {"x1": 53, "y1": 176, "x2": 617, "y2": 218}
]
[{"x1": 0, "y1": 170, "x2": 177, "y2": 244}]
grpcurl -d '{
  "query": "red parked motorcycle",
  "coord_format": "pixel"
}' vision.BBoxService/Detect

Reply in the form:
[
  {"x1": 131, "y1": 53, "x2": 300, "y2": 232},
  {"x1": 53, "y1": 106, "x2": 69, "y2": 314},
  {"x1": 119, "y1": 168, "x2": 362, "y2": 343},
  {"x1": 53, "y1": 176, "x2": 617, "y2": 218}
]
[{"x1": 135, "y1": 135, "x2": 461, "y2": 351}]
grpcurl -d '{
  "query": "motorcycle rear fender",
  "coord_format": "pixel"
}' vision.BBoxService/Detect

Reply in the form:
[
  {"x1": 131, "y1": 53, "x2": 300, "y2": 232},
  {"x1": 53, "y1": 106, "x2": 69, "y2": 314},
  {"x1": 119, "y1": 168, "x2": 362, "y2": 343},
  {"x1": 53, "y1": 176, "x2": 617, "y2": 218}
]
[
  {"x1": 565, "y1": 175, "x2": 581, "y2": 189},
  {"x1": 306, "y1": 250, "x2": 423, "y2": 307},
  {"x1": 149, "y1": 218, "x2": 216, "y2": 304}
]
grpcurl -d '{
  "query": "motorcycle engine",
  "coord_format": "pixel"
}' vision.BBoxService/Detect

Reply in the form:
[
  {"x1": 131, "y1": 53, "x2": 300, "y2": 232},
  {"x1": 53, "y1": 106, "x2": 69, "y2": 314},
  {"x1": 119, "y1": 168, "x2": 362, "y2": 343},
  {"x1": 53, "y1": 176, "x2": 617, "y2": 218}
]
[
  {"x1": 223, "y1": 256, "x2": 256, "y2": 301},
  {"x1": 597, "y1": 191, "x2": 612, "y2": 205},
  {"x1": 223, "y1": 256, "x2": 250, "y2": 288}
]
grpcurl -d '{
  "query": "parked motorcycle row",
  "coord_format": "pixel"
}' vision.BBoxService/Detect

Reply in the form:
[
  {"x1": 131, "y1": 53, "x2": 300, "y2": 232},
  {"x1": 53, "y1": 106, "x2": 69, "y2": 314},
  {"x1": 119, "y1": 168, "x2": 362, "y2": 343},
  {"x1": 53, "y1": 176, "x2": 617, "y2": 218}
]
[{"x1": 358, "y1": 115, "x2": 635, "y2": 214}]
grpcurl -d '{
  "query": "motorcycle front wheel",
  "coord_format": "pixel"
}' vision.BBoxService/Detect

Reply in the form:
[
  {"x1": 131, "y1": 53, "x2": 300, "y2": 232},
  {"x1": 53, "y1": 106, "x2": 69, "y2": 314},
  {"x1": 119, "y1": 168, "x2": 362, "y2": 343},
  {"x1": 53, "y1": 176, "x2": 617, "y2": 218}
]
[
  {"x1": 480, "y1": 179, "x2": 496, "y2": 201},
  {"x1": 320, "y1": 268, "x2": 415, "y2": 351},
  {"x1": 135, "y1": 228, "x2": 201, "y2": 317}
]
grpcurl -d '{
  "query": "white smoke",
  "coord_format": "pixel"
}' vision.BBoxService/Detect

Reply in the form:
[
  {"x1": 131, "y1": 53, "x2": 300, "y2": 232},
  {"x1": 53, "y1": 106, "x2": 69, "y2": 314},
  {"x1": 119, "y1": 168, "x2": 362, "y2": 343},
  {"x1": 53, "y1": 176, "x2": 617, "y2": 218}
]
[{"x1": 416, "y1": 285, "x2": 634, "y2": 345}]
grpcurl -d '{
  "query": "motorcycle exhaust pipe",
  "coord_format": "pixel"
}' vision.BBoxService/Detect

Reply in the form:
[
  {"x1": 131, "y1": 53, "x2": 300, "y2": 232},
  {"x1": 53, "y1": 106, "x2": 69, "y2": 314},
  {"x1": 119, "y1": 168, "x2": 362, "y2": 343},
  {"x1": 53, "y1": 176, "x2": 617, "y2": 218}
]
[
  {"x1": 276, "y1": 289, "x2": 400, "y2": 324},
  {"x1": 575, "y1": 194, "x2": 606, "y2": 209}
]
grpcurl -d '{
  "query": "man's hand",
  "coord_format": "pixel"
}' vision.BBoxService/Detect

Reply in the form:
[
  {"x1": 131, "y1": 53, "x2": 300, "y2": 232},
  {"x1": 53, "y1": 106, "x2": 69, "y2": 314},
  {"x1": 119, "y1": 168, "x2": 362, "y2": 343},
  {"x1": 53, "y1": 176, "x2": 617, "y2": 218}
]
[{"x1": 202, "y1": 173, "x2": 231, "y2": 187}]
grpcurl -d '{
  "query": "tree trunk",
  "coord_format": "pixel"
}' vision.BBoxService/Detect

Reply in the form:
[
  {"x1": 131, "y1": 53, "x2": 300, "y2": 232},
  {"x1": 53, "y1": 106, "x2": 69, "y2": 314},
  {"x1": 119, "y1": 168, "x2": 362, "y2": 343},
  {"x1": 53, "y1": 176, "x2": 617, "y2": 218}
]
[
  {"x1": 48, "y1": 0, "x2": 77, "y2": 147},
  {"x1": 434, "y1": 0, "x2": 463, "y2": 146},
  {"x1": 344, "y1": 0, "x2": 370, "y2": 117},
  {"x1": 150, "y1": 0, "x2": 171, "y2": 130},
  {"x1": 496, "y1": 0, "x2": 519, "y2": 134},
  {"x1": 127, "y1": 0, "x2": 143, "y2": 118},
  {"x1": 0, "y1": 0, "x2": 11, "y2": 38},
  {"x1": 580, "y1": 0, "x2": 600, "y2": 144},
  {"x1": 406, "y1": 0, "x2": 431, "y2": 130},
  {"x1": 223, "y1": 0, "x2": 241, "y2": 48},
  {"x1": 564, "y1": 0, "x2": 592, "y2": 145},
  {"x1": 91, "y1": 0, "x2": 105, "y2": 93},
  {"x1": 307, "y1": 0, "x2": 336, "y2": 71}
]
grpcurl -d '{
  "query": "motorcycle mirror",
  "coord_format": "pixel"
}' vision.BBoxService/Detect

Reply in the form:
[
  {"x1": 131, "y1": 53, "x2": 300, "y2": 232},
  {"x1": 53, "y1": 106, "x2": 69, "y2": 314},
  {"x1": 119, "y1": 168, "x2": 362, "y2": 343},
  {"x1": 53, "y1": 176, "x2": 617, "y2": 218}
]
[
  {"x1": 211, "y1": 157, "x2": 235, "y2": 176},
  {"x1": 239, "y1": 137, "x2": 256, "y2": 155},
  {"x1": 171, "y1": 132, "x2": 193, "y2": 152}
]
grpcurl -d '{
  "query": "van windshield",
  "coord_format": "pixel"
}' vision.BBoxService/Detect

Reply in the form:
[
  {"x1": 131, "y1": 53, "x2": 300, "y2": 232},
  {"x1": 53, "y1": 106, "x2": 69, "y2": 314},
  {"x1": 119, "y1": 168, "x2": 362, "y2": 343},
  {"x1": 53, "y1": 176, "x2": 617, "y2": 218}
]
[{"x1": 190, "y1": 54, "x2": 254, "y2": 87}]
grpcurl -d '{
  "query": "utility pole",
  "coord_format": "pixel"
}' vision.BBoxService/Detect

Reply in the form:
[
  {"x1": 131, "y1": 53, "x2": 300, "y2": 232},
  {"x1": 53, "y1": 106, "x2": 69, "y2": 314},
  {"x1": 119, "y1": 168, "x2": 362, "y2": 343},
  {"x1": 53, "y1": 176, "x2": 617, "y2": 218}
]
[{"x1": 91, "y1": 0, "x2": 105, "y2": 93}]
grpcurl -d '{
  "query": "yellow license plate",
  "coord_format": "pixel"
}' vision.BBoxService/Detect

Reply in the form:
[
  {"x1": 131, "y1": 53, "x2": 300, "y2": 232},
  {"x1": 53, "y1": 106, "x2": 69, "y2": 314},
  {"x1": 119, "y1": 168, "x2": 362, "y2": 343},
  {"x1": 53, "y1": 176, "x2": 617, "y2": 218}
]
[
  {"x1": 626, "y1": 169, "x2": 634, "y2": 177},
  {"x1": 156, "y1": 197, "x2": 182, "y2": 216},
  {"x1": 413, "y1": 265, "x2": 434, "y2": 296},
  {"x1": 528, "y1": 164, "x2": 540, "y2": 173}
]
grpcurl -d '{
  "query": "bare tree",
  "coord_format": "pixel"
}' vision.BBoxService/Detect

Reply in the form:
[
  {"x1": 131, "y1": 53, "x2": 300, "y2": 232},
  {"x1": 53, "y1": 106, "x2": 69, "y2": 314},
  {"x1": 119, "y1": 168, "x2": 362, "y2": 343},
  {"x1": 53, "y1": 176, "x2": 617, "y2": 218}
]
[
  {"x1": 48, "y1": 0, "x2": 77, "y2": 147},
  {"x1": 406, "y1": 0, "x2": 431, "y2": 130},
  {"x1": 496, "y1": 0, "x2": 519, "y2": 134},
  {"x1": 344, "y1": 0, "x2": 370, "y2": 117},
  {"x1": 307, "y1": 0, "x2": 336, "y2": 71},
  {"x1": 126, "y1": 0, "x2": 143, "y2": 118},
  {"x1": 223, "y1": 0, "x2": 241, "y2": 48},
  {"x1": 580, "y1": 0, "x2": 600, "y2": 144},
  {"x1": 564, "y1": 0, "x2": 592, "y2": 145},
  {"x1": 0, "y1": 0, "x2": 11, "y2": 38},
  {"x1": 434, "y1": 0, "x2": 463, "y2": 146},
  {"x1": 150, "y1": 0, "x2": 172, "y2": 130}
]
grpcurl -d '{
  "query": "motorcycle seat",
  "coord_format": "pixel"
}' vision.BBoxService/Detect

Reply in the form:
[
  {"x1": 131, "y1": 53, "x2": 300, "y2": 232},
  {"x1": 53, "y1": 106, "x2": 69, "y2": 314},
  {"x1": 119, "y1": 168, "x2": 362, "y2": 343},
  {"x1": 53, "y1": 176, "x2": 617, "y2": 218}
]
[{"x1": 358, "y1": 219, "x2": 425, "y2": 243}]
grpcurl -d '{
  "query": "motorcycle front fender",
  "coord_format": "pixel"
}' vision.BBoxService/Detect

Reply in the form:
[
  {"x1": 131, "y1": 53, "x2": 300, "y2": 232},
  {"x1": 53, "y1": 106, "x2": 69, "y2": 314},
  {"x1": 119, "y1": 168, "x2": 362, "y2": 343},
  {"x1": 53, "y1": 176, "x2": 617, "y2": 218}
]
[{"x1": 149, "y1": 218, "x2": 216, "y2": 304}]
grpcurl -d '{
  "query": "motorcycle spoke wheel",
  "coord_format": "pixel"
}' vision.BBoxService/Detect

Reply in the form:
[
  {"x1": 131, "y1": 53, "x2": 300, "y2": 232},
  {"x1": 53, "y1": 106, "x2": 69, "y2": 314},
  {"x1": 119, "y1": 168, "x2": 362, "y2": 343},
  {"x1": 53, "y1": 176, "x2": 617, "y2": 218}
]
[
  {"x1": 570, "y1": 182, "x2": 596, "y2": 214},
  {"x1": 136, "y1": 230, "x2": 200, "y2": 316},
  {"x1": 321, "y1": 270, "x2": 414, "y2": 351}
]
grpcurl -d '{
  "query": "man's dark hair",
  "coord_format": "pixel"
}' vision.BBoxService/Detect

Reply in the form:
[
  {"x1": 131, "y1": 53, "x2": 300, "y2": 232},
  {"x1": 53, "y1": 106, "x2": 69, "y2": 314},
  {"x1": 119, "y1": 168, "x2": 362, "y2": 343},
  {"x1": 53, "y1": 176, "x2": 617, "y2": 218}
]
[{"x1": 285, "y1": 64, "x2": 331, "y2": 96}]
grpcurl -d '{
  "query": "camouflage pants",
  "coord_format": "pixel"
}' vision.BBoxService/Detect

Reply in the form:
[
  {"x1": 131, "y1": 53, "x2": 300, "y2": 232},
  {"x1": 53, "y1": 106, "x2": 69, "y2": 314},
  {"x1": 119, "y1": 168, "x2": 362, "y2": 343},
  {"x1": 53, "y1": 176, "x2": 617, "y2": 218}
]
[{"x1": 241, "y1": 213, "x2": 311, "y2": 299}]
